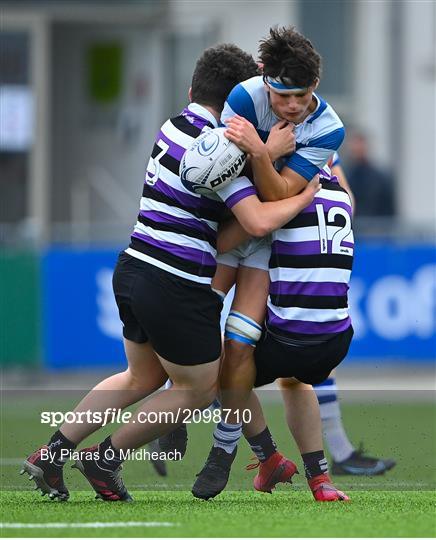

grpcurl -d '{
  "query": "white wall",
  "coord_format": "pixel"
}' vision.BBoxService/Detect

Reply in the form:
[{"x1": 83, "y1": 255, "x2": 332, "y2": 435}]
[
  {"x1": 51, "y1": 22, "x2": 164, "y2": 239},
  {"x1": 399, "y1": 0, "x2": 436, "y2": 230},
  {"x1": 352, "y1": 0, "x2": 392, "y2": 169},
  {"x1": 169, "y1": 0, "x2": 297, "y2": 58}
]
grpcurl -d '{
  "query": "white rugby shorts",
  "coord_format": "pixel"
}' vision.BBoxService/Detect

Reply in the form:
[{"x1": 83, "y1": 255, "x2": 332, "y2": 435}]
[{"x1": 216, "y1": 235, "x2": 271, "y2": 271}]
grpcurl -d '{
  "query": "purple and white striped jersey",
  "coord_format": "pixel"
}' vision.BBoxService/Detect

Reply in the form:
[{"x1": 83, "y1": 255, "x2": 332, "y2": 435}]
[
  {"x1": 267, "y1": 178, "x2": 354, "y2": 342},
  {"x1": 126, "y1": 103, "x2": 256, "y2": 285}
]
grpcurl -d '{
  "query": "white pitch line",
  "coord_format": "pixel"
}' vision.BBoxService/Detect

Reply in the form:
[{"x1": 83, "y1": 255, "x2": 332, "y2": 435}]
[
  {"x1": 0, "y1": 458, "x2": 24, "y2": 465},
  {"x1": 0, "y1": 521, "x2": 177, "y2": 529}
]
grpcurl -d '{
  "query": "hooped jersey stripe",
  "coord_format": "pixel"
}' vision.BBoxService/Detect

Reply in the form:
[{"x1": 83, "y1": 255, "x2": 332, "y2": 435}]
[
  {"x1": 267, "y1": 181, "x2": 354, "y2": 341},
  {"x1": 128, "y1": 103, "x2": 256, "y2": 284}
]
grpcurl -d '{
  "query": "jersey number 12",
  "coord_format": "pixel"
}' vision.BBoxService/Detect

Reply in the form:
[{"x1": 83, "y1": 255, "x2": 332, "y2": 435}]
[{"x1": 315, "y1": 204, "x2": 352, "y2": 255}]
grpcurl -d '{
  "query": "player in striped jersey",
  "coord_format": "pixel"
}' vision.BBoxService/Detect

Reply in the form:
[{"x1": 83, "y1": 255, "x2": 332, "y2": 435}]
[
  {"x1": 248, "y1": 172, "x2": 353, "y2": 500},
  {"x1": 192, "y1": 27, "x2": 349, "y2": 502},
  {"x1": 311, "y1": 153, "x2": 396, "y2": 476},
  {"x1": 209, "y1": 171, "x2": 353, "y2": 501},
  {"x1": 21, "y1": 44, "x2": 319, "y2": 502}
]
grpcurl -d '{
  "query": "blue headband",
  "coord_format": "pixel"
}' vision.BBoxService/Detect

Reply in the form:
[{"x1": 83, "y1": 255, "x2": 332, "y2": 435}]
[{"x1": 264, "y1": 76, "x2": 307, "y2": 94}]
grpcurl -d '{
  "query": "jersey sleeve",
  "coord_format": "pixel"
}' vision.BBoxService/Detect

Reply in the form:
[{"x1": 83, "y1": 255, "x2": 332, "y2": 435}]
[
  {"x1": 221, "y1": 83, "x2": 259, "y2": 128},
  {"x1": 284, "y1": 126, "x2": 345, "y2": 181},
  {"x1": 329, "y1": 151, "x2": 341, "y2": 167},
  {"x1": 216, "y1": 176, "x2": 257, "y2": 209}
]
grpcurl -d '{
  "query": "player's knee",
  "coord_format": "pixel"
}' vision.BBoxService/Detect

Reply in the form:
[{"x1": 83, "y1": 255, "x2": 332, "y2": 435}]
[
  {"x1": 192, "y1": 378, "x2": 219, "y2": 409},
  {"x1": 124, "y1": 368, "x2": 149, "y2": 391},
  {"x1": 278, "y1": 377, "x2": 301, "y2": 390},
  {"x1": 172, "y1": 375, "x2": 218, "y2": 409},
  {"x1": 224, "y1": 311, "x2": 262, "y2": 354},
  {"x1": 225, "y1": 339, "x2": 253, "y2": 367},
  {"x1": 202, "y1": 382, "x2": 219, "y2": 408}
]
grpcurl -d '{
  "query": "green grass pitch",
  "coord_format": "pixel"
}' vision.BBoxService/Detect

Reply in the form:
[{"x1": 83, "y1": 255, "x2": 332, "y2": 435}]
[{"x1": 1, "y1": 392, "x2": 435, "y2": 537}]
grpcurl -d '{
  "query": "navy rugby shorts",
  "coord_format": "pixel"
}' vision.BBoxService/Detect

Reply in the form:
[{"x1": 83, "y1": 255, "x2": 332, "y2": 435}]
[
  {"x1": 254, "y1": 325, "x2": 354, "y2": 387},
  {"x1": 112, "y1": 252, "x2": 222, "y2": 365}
]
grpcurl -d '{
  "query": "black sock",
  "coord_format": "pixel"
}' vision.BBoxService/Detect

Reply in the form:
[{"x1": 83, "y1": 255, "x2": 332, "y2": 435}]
[
  {"x1": 246, "y1": 427, "x2": 277, "y2": 463},
  {"x1": 47, "y1": 430, "x2": 76, "y2": 465},
  {"x1": 98, "y1": 436, "x2": 124, "y2": 470},
  {"x1": 302, "y1": 450, "x2": 328, "y2": 479}
]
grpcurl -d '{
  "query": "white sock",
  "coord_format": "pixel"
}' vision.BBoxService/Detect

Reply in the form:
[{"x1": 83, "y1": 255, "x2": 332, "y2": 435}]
[
  {"x1": 313, "y1": 377, "x2": 355, "y2": 463},
  {"x1": 213, "y1": 421, "x2": 242, "y2": 454}
]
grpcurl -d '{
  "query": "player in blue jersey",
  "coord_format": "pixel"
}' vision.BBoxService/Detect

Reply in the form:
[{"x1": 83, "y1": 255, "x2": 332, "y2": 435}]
[
  {"x1": 191, "y1": 27, "x2": 350, "y2": 502},
  {"x1": 21, "y1": 43, "x2": 319, "y2": 502}
]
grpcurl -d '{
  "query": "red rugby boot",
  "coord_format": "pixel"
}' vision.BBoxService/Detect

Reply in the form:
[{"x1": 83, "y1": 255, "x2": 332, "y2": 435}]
[
  {"x1": 308, "y1": 473, "x2": 350, "y2": 502},
  {"x1": 247, "y1": 452, "x2": 299, "y2": 493}
]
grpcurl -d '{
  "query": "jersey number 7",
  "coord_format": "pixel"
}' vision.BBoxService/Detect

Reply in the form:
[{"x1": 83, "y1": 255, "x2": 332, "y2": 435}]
[{"x1": 145, "y1": 139, "x2": 169, "y2": 186}]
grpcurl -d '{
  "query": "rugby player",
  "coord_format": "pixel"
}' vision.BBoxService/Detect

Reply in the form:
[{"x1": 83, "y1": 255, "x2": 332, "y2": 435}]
[
  {"x1": 203, "y1": 164, "x2": 355, "y2": 503},
  {"x1": 20, "y1": 43, "x2": 319, "y2": 502},
  {"x1": 191, "y1": 26, "x2": 350, "y2": 502},
  {"x1": 311, "y1": 153, "x2": 396, "y2": 476}
]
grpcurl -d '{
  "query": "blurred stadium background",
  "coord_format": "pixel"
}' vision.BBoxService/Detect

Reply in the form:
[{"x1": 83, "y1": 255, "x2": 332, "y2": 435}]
[{"x1": 1, "y1": 0, "x2": 434, "y2": 380}]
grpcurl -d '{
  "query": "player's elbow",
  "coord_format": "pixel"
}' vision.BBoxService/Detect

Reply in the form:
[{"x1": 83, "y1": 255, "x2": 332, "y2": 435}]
[
  {"x1": 243, "y1": 220, "x2": 270, "y2": 238},
  {"x1": 261, "y1": 190, "x2": 282, "y2": 202}
]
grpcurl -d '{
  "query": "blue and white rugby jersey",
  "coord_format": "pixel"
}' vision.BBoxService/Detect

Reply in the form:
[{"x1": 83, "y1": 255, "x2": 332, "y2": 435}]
[
  {"x1": 267, "y1": 178, "x2": 354, "y2": 341},
  {"x1": 222, "y1": 76, "x2": 345, "y2": 180},
  {"x1": 126, "y1": 103, "x2": 257, "y2": 285}
]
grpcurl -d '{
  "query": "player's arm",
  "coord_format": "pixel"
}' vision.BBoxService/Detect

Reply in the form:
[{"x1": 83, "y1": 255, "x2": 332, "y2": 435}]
[
  {"x1": 225, "y1": 115, "x2": 307, "y2": 201},
  {"x1": 226, "y1": 175, "x2": 320, "y2": 238},
  {"x1": 331, "y1": 162, "x2": 355, "y2": 212},
  {"x1": 228, "y1": 120, "x2": 295, "y2": 189}
]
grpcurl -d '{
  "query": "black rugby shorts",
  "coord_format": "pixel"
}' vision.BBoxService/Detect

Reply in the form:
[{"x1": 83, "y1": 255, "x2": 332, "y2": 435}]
[
  {"x1": 112, "y1": 252, "x2": 222, "y2": 365},
  {"x1": 254, "y1": 325, "x2": 354, "y2": 387}
]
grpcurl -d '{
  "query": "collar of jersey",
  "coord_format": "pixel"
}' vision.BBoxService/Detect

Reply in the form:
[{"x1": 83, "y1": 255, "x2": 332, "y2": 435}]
[
  {"x1": 187, "y1": 103, "x2": 219, "y2": 128},
  {"x1": 305, "y1": 93, "x2": 328, "y2": 125}
]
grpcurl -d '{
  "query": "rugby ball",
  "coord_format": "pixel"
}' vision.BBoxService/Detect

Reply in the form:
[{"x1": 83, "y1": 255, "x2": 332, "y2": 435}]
[{"x1": 180, "y1": 127, "x2": 246, "y2": 196}]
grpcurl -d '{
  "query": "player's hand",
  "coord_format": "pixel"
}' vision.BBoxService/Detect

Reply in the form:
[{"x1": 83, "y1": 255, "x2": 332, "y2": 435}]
[
  {"x1": 225, "y1": 115, "x2": 265, "y2": 156},
  {"x1": 265, "y1": 121, "x2": 296, "y2": 162},
  {"x1": 301, "y1": 174, "x2": 321, "y2": 205}
]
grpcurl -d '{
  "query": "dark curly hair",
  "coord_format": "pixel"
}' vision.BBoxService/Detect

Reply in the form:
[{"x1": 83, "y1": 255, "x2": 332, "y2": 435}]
[
  {"x1": 191, "y1": 44, "x2": 259, "y2": 111},
  {"x1": 259, "y1": 26, "x2": 322, "y2": 88}
]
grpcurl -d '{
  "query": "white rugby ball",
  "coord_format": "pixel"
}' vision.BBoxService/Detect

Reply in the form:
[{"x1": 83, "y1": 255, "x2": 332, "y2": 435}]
[{"x1": 180, "y1": 127, "x2": 246, "y2": 196}]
